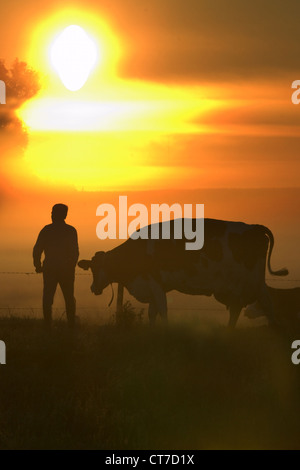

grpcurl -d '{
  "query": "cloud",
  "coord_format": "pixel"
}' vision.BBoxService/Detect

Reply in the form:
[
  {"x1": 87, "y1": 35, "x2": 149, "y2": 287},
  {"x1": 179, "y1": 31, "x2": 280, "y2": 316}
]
[
  {"x1": 111, "y1": 0, "x2": 300, "y2": 82},
  {"x1": 1, "y1": 0, "x2": 299, "y2": 83},
  {"x1": 0, "y1": 59, "x2": 40, "y2": 151},
  {"x1": 195, "y1": 100, "x2": 299, "y2": 128}
]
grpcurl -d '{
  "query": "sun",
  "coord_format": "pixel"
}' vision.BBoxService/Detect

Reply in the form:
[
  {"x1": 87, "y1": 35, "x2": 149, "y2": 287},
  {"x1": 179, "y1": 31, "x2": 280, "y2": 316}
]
[
  {"x1": 50, "y1": 25, "x2": 98, "y2": 91},
  {"x1": 25, "y1": 7, "x2": 122, "y2": 96}
]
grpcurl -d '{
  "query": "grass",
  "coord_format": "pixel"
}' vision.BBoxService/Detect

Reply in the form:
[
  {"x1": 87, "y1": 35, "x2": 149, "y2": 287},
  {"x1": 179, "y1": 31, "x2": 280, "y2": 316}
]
[{"x1": 0, "y1": 315, "x2": 299, "y2": 450}]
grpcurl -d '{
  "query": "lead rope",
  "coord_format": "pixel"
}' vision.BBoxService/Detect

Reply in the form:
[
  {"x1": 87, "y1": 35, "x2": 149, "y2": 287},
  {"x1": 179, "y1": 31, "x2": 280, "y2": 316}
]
[{"x1": 108, "y1": 283, "x2": 114, "y2": 307}]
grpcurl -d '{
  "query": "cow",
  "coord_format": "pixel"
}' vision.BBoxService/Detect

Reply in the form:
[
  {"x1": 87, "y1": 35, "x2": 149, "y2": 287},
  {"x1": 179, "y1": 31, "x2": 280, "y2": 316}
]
[
  {"x1": 78, "y1": 218, "x2": 288, "y2": 328},
  {"x1": 245, "y1": 286, "x2": 300, "y2": 332}
]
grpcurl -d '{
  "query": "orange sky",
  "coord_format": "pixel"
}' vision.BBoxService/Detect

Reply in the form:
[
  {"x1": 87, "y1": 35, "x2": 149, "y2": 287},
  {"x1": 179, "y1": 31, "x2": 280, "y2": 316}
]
[
  {"x1": 0, "y1": 0, "x2": 299, "y2": 192},
  {"x1": 1, "y1": 1, "x2": 300, "y2": 313}
]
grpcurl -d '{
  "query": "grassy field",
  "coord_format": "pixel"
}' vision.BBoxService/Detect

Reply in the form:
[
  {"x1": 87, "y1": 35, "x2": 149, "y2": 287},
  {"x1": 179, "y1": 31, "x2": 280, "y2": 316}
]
[{"x1": 0, "y1": 315, "x2": 299, "y2": 450}]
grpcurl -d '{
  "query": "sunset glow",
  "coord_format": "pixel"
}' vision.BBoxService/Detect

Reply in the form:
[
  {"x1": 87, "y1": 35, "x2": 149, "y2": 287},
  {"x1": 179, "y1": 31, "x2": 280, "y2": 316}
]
[{"x1": 2, "y1": 3, "x2": 299, "y2": 192}]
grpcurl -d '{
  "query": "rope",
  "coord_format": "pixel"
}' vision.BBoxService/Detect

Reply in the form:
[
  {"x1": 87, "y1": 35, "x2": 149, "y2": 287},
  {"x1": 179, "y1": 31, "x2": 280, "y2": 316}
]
[
  {"x1": 0, "y1": 306, "x2": 226, "y2": 312},
  {"x1": 0, "y1": 272, "x2": 90, "y2": 276},
  {"x1": 0, "y1": 272, "x2": 299, "y2": 282},
  {"x1": 0, "y1": 272, "x2": 299, "y2": 313},
  {"x1": 0, "y1": 272, "x2": 36, "y2": 275}
]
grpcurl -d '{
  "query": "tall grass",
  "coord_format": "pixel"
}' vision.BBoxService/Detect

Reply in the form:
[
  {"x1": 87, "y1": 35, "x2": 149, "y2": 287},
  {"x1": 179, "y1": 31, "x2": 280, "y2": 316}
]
[{"x1": 0, "y1": 316, "x2": 299, "y2": 449}]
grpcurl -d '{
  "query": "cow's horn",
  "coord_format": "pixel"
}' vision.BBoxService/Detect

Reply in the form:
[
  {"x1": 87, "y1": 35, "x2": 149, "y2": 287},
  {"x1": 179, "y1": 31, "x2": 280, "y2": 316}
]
[{"x1": 78, "y1": 260, "x2": 91, "y2": 270}]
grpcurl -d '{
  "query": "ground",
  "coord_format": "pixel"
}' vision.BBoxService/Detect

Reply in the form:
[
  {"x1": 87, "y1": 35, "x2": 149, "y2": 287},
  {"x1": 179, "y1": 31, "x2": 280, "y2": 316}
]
[{"x1": 0, "y1": 316, "x2": 299, "y2": 450}]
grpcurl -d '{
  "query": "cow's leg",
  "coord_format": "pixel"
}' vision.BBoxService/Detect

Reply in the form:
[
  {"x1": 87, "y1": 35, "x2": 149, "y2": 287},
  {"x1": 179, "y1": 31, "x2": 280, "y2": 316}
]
[
  {"x1": 149, "y1": 277, "x2": 168, "y2": 323},
  {"x1": 228, "y1": 304, "x2": 243, "y2": 329},
  {"x1": 257, "y1": 285, "x2": 277, "y2": 327},
  {"x1": 148, "y1": 302, "x2": 157, "y2": 325},
  {"x1": 158, "y1": 292, "x2": 168, "y2": 323}
]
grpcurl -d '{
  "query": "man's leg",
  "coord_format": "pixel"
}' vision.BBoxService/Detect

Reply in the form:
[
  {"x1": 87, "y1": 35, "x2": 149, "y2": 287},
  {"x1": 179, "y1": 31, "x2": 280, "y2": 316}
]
[
  {"x1": 43, "y1": 270, "x2": 58, "y2": 327},
  {"x1": 59, "y1": 268, "x2": 76, "y2": 328}
]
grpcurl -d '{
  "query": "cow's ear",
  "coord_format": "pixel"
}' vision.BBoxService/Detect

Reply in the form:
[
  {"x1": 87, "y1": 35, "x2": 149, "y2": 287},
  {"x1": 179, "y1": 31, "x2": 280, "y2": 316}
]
[{"x1": 78, "y1": 260, "x2": 91, "y2": 270}]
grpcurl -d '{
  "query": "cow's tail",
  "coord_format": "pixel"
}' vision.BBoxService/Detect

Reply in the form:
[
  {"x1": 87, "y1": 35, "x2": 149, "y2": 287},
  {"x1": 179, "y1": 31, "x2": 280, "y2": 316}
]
[{"x1": 262, "y1": 225, "x2": 289, "y2": 276}]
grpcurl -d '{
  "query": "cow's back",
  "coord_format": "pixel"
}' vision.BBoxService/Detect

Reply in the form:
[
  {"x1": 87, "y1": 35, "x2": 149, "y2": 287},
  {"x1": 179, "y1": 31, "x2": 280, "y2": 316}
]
[{"x1": 106, "y1": 219, "x2": 269, "y2": 308}]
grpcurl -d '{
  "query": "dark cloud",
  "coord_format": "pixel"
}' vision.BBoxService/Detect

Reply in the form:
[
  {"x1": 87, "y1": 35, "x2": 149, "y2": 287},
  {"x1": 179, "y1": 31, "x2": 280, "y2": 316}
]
[
  {"x1": 1, "y1": 0, "x2": 299, "y2": 83},
  {"x1": 195, "y1": 102, "x2": 299, "y2": 127},
  {"x1": 0, "y1": 59, "x2": 40, "y2": 147},
  {"x1": 145, "y1": 133, "x2": 300, "y2": 170},
  {"x1": 107, "y1": 0, "x2": 300, "y2": 82}
]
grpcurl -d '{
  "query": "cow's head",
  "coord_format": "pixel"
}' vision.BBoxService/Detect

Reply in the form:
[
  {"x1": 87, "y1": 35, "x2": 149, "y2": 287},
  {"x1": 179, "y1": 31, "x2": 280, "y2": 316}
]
[{"x1": 78, "y1": 251, "x2": 110, "y2": 295}]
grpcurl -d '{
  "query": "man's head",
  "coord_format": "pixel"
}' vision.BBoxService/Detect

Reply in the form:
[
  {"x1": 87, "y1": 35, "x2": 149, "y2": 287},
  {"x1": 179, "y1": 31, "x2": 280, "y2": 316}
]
[{"x1": 51, "y1": 203, "x2": 68, "y2": 223}]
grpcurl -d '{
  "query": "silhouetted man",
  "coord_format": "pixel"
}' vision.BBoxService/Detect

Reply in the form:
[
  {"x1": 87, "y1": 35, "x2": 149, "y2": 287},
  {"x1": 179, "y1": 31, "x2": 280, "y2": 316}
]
[{"x1": 33, "y1": 204, "x2": 79, "y2": 328}]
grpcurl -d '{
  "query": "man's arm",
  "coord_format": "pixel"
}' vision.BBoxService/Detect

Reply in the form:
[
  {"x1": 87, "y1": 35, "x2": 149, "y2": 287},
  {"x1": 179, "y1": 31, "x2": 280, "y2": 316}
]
[
  {"x1": 33, "y1": 229, "x2": 45, "y2": 272},
  {"x1": 70, "y1": 228, "x2": 79, "y2": 266}
]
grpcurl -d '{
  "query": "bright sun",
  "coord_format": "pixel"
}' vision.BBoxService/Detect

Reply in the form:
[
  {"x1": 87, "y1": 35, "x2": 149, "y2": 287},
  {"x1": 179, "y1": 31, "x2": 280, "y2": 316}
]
[
  {"x1": 50, "y1": 25, "x2": 98, "y2": 91},
  {"x1": 16, "y1": 10, "x2": 221, "y2": 191}
]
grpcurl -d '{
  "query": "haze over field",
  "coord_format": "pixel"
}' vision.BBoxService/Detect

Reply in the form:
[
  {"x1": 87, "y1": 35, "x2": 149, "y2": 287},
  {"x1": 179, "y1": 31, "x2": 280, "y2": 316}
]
[{"x1": 1, "y1": 187, "x2": 299, "y2": 327}]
